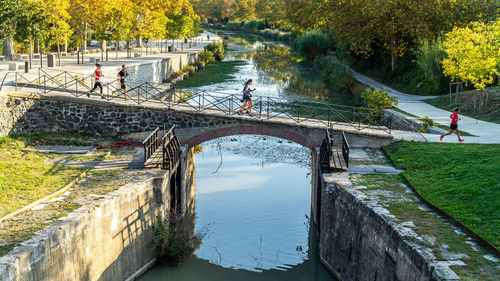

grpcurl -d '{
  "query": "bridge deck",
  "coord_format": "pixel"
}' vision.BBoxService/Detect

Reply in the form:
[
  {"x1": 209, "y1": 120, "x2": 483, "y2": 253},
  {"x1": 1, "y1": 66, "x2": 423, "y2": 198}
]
[
  {"x1": 144, "y1": 149, "x2": 163, "y2": 166},
  {"x1": 331, "y1": 148, "x2": 347, "y2": 171}
]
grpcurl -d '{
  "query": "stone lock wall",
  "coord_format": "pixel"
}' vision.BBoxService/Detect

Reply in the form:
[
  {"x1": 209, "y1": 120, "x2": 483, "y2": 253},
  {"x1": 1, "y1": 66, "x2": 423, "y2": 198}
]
[{"x1": 318, "y1": 174, "x2": 447, "y2": 281}]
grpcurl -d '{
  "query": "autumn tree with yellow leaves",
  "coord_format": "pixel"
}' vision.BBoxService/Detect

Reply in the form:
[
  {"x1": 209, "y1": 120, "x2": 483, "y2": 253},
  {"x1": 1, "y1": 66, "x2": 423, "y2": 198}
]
[{"x1": 441, "y1": 20, "x2": 500, "y2": 112}]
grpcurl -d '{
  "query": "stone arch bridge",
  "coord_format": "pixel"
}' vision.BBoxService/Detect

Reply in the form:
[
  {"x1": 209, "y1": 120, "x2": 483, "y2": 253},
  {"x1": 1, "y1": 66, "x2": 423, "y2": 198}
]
[{"x1": 0, "y1": 91, "x2": 393, "y2": 151}]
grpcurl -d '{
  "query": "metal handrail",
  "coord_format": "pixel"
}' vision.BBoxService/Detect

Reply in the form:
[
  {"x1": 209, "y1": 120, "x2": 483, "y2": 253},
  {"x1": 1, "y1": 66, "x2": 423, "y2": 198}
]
[
  {"x1": 161, "y1": 125, "x2": 181, "y2": 172},
  {"x1": 143, "y1": 127, "x2": 160, "y2": 163},
  {"x1": 11, "y1": 68, "x2": 393, "y2": 133},
  {"x1": 319, "y1": 130, "x2": 333, "y2": 173},
  {"x1": 341, "y1": 131, "x2": 350, "y2": 169}
]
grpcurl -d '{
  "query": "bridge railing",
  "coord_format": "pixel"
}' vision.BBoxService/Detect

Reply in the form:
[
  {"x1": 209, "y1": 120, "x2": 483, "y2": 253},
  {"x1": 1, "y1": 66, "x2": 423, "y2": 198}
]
[
  {"x1": 11, "y1": 69, "x2": 392, "y2": 133},
  {"x1": 143, "y1": 127, "x2": 161, "y2": 163},
  {"x1": 341, "y1": 131, "x2": 350, "y2": 169},
  {"x1": 166, "y1": 89, "x2": 391, "y2": 133},
  {"x1": 162, "y1": 125, "x2": 181, "y2": 173}
]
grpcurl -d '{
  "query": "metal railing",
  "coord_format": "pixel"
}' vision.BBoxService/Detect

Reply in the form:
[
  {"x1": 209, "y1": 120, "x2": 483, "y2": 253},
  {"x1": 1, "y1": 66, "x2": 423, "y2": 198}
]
[
  {"x1": 319, "y1": 130, "x2": 350, "y2": 172},
  {"x1": 319, "y1": 130, "x2": 333, "y2": 173},
  {"x1": 10, "y1": 68, "x2": 392, "y2": 133},
  {"x1": 143, "y1": 127, "x2": 161, "y2": 163},
  {"x1": 161, "y1": 125, "x2": 181, "y2": 172},
  {"x1": 341, "y1": 131, "x2": 350, "y2": 169}
]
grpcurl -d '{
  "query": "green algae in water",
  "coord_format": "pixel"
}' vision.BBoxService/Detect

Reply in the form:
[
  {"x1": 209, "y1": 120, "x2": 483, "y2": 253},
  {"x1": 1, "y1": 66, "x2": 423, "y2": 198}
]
[{"x1": 176, "y1": 60, "x2": 246, "y2": 88}]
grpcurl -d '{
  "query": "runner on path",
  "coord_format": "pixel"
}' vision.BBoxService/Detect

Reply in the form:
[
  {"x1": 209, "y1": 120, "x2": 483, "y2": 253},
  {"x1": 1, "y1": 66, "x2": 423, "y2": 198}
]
[
  {"x1": 237, "y1": 79, "x2": 256, "y2": 116},
  {"x1": 88, "y1": 64, "x2": 104, "y2": 99},
  {"x1": 114, "y1": 65, "x2": 129, "y2": 100},
  {"x1": 440, "y1": 107, "x2": 464, "y2": 142}
]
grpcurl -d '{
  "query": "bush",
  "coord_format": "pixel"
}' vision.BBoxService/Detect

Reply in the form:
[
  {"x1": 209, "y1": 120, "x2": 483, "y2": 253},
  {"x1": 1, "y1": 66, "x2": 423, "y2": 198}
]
[
  {"x1": 226, "y1": 21, "x2": 243, "y2": 31},
  {"x1": 198, "y1": 50, "x2": 216, "y2": 65},
  {"x1": 205, "y1": 41, "x2": 225, "y2": 61},
  {"x1": 243, "y1": 20, "x2": 259, "y2": 33},
  {"x1": 295, "y1": 30, "x2": 331, "y2": 60},
  {"x1": 152, "y1": 213, "x2": 204, "y2": 266},
  {"x1": 361, "y1": 88, "x2": 398, "y2": 110}
]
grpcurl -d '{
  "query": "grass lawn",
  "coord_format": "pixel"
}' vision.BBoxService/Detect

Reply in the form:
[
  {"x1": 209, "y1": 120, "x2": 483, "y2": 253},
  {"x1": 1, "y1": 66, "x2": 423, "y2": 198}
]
[
  {"x1": 0, "y1": 137, "x2": 87, "y2": 218},
  {"x1": 425, "y1": 87, "x2": 499, "y2": 124},
  {"x1": 176, "y1": 60, "x2": 246, "y2": 88},
  {"x1": 384, "y1": 141, "x2": 500, "y2": 250}
]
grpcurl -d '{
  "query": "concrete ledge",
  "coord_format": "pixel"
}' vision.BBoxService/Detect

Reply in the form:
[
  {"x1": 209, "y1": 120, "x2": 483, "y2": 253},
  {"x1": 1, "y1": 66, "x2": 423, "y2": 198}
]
[{"x1": 8, "y1": 62, "x2": 25, "y2": 71}]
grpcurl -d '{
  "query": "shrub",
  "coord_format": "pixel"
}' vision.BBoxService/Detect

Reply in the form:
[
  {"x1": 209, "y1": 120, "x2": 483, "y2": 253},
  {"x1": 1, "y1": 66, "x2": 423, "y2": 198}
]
[
  {"x1": 361, "y1": 88, "x2": 398, "y2": 110},
  {"x1": 226, "y1": 21, "x2": 242, "y2": 31},
  {"x1": 243, "y1": 20, "x2": 259, "y2": 33},
  {"x1": 198, "y1": 50, "x2": 216, "y2": 65},
  {"x1": 295, "y1": 30, "x2": 331, "y2": 60},
  {"x1": 152, "y1": 213, "x2": 204, "y2": 266},
  {"x1": 419, "y1": 116, "x2": 435, "y2": 128},
  {"x1": 205, "y1": 41, "x2": 225, "y2": 61}
]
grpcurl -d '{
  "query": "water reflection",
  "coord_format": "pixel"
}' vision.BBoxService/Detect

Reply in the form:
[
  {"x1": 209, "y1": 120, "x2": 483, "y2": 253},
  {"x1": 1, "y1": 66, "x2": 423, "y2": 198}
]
[
  {"x1": 179, "y1": 32, "x2": 356, "y2": 106},
  {"x1": 137, "y1": 135, "x2": 337, "y2": 281}
]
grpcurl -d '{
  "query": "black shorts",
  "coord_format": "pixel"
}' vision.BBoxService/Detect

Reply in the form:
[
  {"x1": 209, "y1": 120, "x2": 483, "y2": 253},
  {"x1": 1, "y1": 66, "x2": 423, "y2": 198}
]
[
  {"x1": 120, "y1": 81, "x2": 126, "y2": 89},
  {"x1": 450, "y1": 123, "x2": 458, "y2": 130},
  {"x1": 243, "y1": 95, "x2": 251, "y2": 101}
]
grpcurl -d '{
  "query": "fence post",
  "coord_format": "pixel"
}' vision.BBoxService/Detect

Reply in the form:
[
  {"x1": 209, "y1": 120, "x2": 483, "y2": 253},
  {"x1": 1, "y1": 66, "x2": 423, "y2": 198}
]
[
  {"x1": 15, "y1": 72, "x2": 17, "y2": 91},
  {"x1": 75, "y1": 77, "x2": 78, "y2": 95},
  {"x1": 259, "y1": 97, "x2": 262, "y2": 118},
  {"x1": 267, "y1": 97, "x2": 270, "y2": 119}
]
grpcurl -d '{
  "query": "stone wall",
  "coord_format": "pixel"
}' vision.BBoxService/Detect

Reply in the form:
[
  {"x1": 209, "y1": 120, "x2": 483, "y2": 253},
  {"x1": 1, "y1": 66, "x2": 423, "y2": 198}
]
[
  {"x1": 318, "y1": 173, "x2": 450, "y2": 281},
  {"x1": 383, "y1": 109, "x2": 424, "y2": 132},
  {"x1": 0, "y1": 147, "x2": 196, "y2": 281}
]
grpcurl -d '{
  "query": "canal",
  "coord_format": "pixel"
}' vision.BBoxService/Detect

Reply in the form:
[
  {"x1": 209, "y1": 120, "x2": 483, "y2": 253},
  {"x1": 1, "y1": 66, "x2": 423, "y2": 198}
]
[
  {"x1": 137, "y1": 32, "x2": 340, "y2": 280},
  {"x1": 138, "y1": 135, "x2": 337, "y2": 281}
]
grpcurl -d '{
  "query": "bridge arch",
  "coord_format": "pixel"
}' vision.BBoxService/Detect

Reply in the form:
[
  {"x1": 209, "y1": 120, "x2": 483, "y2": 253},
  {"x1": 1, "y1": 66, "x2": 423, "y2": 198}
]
[{"x1": 181, "y1": 125, "x2": 322, "y2": 150}]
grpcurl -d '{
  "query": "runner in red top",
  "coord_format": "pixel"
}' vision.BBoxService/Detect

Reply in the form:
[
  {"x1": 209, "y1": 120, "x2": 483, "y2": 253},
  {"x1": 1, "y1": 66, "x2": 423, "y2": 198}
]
[
  {"x1": 440, "y1": 107, "x2": 464, "y2": 142},
  {"x1": 87, "y1": 64, "x2": 104, "y2": 99}
]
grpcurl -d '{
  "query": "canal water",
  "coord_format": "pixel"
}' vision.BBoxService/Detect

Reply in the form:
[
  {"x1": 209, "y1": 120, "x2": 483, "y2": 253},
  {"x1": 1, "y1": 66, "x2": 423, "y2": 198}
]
[
  {"x1": 138, "y1": 135, "x2": 337, "y2": 281},
  {"x1": 176, "y1": 32, "x2": 356, "y2": 106}
]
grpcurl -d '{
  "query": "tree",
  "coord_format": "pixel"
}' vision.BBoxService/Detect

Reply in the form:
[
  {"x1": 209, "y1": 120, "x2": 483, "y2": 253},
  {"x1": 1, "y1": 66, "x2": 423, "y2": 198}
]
[
  {"x1": 41, "y1": 0, "x2": 72, "y2": 65},
  {"x1": 441, "y1": 20, "x2": 500, "y2": 112},
  {"x1": 0, "y1": 0, "x2": 21, "y2": 59},
  {"x1": 14, "y1": 0, "x2": 48, "y2": 67}
]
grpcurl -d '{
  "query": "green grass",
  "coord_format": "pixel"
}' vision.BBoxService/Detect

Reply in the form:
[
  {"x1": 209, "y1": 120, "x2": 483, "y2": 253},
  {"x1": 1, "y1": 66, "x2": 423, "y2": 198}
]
[
  {"x1": 0, "y1": 137, "x2": 87, "y2": 218},
  {"x1": 176, "y1": 60, "x2": 246, "y2": 88},
  {"x1": 384, "y1": 141, "x2": 500, "y2": 250},
  {"x1": 425, "y1": 87, "x2": 500, "y2": 124},
  {"x1": 391, "y1": 107, "x2": 475, "y2": 136}
]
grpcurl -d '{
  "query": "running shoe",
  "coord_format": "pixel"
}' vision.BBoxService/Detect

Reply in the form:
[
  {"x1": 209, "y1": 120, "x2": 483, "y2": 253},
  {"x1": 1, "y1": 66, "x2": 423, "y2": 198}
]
[
  {"x1": 440, "y1": 135, "x2": 443, "y2": 141},
  {"x1": 458, "y1": 139, "x2": 464, "y2": 142},
  {"x1": 87, "y1": 92, "x2": 90, "y2": 98}
]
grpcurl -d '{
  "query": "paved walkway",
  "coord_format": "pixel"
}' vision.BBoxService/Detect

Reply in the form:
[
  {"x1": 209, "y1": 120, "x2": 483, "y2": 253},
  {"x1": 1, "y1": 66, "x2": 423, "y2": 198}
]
[
  {"x1": 0, "y1": 31, "x2": 220, "y2": 87},
  {"x1": 351, "y1": 70, "x2": 500, "y2": 144}
]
